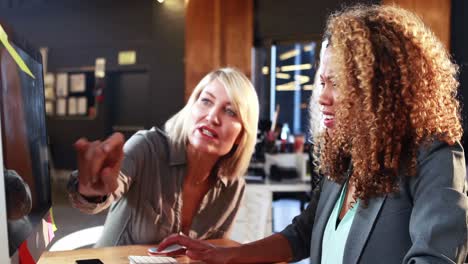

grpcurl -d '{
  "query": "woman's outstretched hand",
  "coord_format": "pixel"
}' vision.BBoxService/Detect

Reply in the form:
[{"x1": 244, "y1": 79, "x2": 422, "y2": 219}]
[
  {"x1": 157, "y1": 234, "x2": 236, "y2": 264},
  {"x1": 74, "y1": 132, "x2": 125, "y2": 198}
]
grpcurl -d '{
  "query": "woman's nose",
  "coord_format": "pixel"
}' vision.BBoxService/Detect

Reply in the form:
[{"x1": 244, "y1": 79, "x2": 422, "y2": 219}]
[
  {"x1": 206, "y1": 108, "x2": 220, "y2": 125},
  {"x1": 318, "y1": 84, "x2": 333, "y2": 106}
]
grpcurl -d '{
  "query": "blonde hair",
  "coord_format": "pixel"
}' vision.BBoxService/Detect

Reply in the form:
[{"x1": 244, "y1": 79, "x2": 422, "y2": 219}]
[
  {"x1": 165, "y1": 67, "x2": 259, "y2": 179},
  {"x1": 311, "y1": 5, "x2": 462, "y2": 202}
]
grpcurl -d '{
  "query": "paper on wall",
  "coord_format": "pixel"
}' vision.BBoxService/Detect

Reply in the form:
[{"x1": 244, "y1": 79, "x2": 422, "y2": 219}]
[
  {"x1": 56, "y1": 73, "x2": 68, "y2": 97},
  {"x1": 56, "y1": 98, "x2": 66, "y2": 116},
  {"x1": 77, "y1": 97, "x2": 87, "y2": 115},
  {"x1": 68, "y1": 97, "x2": 77, "y2": 115},
  {"x1": 70, "y1": 73, "x2": 86, "y2": 92}
]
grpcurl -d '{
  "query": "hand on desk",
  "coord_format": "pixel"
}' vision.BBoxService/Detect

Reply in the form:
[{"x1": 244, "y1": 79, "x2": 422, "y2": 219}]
[
  {"x1": 158, "y1": 234, "x2": 234, "y2": 264},
  {"x1": 148, "y1": 244, "x2": 186, "y2": 255},
  {"x1": 74, "y1": 132, "x2": 125, "y2": 197}
]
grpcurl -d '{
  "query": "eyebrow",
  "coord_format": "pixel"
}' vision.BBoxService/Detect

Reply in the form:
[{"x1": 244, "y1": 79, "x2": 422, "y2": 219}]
[
  {"x1": 320, "y1": 72, "x2": 335, "y2": 81},
  {"x1": 203, "y1": 91, "x2": 215, "y2": 98},
  {"x1": 320, "y1": 74, "x2": 329, "y2": 81},
  {"x1": 203, "y1": 90, "x2": 233, "y2": 106}
]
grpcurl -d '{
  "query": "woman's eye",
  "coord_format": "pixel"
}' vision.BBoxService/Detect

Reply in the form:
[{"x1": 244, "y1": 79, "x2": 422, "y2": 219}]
[
  {"x1": 328, "y1": 77, "x2": 337, "y2": 87},
  {"x1": 225, "y1": 108, "x2": 237, "y2": 117},
  {"x1": 200, "y1": 98, "x2": 212, "y2": 105}
]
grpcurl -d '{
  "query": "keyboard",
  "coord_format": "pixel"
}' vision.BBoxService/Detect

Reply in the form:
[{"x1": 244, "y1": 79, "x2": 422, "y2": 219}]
[{"x1": 128, "y1": 255, "x2": 178, "y2": 264}]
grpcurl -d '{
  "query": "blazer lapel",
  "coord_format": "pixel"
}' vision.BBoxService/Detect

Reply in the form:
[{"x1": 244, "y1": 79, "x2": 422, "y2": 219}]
[
  {"x1": 310, "y1": 179, "x2": 343, "y2": 263},
  {"x1": 343, "y1": 194, "x2": 387, "y2": 264}
]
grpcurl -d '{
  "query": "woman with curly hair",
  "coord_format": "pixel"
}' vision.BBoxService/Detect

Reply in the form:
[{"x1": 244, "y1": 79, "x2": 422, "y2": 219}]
[{"x1": 157, "y1": 5, "x2": 468, "y2": 263}]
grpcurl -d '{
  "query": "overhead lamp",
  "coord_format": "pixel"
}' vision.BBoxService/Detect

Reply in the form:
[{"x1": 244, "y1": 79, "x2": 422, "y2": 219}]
[
  {"x1": 276, "y1": 81, "x2": 298, "y2": 91},
  {"x1": 294, "y1": 74, "x2": 310, "y2": 84},
  {"x1": 280, "y1": 63, "x2": 312, "y2": 72},
  {"x1": 304, "y1": 43, "x2": 316, "y2": 52},
  {"x1": 279, "y1": 49, "x2": 299, "y2": 61},
  {"x1": 276, "y1": 73, "x2": 290, "y2": 79},
  {"x1": 303, "y1": 84, "x2": 314, "y2": 90}
]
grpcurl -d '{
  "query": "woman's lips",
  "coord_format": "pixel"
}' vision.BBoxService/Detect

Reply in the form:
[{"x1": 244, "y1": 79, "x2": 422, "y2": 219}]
[
  {"x1": 323, "y1": 118, "x2": 335, "y2": 128},
  {"x1": 198, "y1": 126, "x2": 218, "y2": 139},
  {"x1": 322, "y1": 113, "x2": 335, "y2": 128}
]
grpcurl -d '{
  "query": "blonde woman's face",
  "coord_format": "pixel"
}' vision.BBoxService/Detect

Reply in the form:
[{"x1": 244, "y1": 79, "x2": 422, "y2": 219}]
[
  {"x1": 188, "y1": 79, "x2": 243, "y2": 157},
  {"x1": 318, "y1": 48, "x2": 338, "y2": 135}
]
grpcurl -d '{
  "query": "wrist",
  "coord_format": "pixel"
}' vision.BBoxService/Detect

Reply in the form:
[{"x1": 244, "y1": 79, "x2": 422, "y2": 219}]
[
  {"x1": 77, "y1": 184, "x2": 107, "y2": 203},
  {"x1": 223, "y1": 245, "x2": 242, "y2": 263},
  {"x1": 79, "y1": 192, "x2": 108, "y2": 203}
]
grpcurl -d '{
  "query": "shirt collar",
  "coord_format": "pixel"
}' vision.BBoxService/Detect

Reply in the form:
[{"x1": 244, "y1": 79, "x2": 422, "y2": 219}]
[
  {"x1": 216, "y1": 174, "x2": 229, "y2": 187},
  {"x1": 208, "y1": 165, "x2": 228, "y2": 187}
]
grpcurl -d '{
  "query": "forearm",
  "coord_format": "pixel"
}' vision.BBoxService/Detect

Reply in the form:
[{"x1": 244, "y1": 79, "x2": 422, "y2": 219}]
[
  {"x1": 229, "y1": 234, "x2": 293, "y2": 263},
  {"x1": 67, "y1": 170, "x2": 130, "y2": 214}
]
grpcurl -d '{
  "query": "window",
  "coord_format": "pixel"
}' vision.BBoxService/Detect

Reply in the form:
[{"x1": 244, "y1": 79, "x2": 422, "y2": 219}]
[{"x1": 254, "y1": 41, "x2": 319, "y2": 138}]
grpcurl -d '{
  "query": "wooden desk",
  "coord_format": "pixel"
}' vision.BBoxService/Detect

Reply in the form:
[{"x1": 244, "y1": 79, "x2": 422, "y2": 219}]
[{"x1": 38, "y1": 239, "x2": 240, "y2": 264}]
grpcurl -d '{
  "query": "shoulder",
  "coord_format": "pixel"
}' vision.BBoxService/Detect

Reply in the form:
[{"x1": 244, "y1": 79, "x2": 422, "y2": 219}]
[
  {"x1": 124, "y1": 127, "x2": 170, "y2": 156},
  {"x1": 126, "y1": 127, "x2": 169, "y2": 146},
  {"x1": 409, "y1": 139, "x2": 466, "y2": 197},
  {"x1": 416, "y1": 140, "x2": 465, "y2": 185},
  {"x1": 417, "y1": 139, "x2": 464, "y2": 164},
  {"x1": 402, "y1": 140, "x2": 468, "y2": 260}
]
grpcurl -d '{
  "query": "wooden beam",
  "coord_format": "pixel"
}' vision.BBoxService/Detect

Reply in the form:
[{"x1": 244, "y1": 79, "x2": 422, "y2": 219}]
[
  {"x1": 383, "y1": 0, "x2": 451, "y2": 48},
  {"x1": 185, "y1": 0, "x2": 253, "y2": 100}
]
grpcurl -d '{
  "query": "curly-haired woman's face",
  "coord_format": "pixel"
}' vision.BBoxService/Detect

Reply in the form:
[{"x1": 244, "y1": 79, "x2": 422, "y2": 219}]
[{"x1": 318, "y1": 48, "x2": 338, "y2": 135}]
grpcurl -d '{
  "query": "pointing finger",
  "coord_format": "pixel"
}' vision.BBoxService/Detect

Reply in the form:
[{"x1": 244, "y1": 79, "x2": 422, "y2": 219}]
[{"x1": 102, "y1": 132, "x2": 125, "y2": 154}]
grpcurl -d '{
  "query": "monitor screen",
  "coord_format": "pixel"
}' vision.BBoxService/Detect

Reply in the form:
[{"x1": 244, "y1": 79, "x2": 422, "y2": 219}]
[{"x1": 0, "y1": 25, "x2": 51, "y2": 258}]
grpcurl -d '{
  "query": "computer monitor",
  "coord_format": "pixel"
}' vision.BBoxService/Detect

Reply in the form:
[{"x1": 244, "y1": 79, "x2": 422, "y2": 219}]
[{"x1": 0, "y1": 23, "x2": 51, "y2": 262}]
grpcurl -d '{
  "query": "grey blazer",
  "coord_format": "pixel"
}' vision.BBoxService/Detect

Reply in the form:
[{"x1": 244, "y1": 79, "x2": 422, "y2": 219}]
[{"x1": 281, "y1": 140, "x2": 468, "y2": 263}]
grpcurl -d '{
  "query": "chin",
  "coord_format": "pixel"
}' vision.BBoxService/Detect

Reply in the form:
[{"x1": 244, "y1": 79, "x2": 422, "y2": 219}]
[{"x1": 189, "y1": 140, "x2": 217, "y2": 154}]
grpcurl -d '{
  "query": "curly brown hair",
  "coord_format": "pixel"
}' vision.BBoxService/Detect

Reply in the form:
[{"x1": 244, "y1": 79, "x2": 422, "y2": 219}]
[{"x1": 314, "y1": 5, "x2": 462, "y2": 203}]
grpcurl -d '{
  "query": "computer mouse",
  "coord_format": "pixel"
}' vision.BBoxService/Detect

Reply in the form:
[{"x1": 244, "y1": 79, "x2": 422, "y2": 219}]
[{"x1": 148, "y1": 244, "x2": 186, "y2": 254}]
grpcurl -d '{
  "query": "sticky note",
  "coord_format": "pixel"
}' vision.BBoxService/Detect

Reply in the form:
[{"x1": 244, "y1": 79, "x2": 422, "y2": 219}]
[
  {"x1": 118, "y1": 50, "x2": 136, "y2": 65},
  {"x1": 0, "y1": 24, "x2": 35, "y2": 79}
]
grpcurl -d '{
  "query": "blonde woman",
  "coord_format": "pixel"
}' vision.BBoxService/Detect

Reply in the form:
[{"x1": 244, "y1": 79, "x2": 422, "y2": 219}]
[
  {"x1": 68, "y1": 67, "x2": 259, "y2": 247},
  {"x1": 158, "y1": 5, "x2": 468, "y2": 263}
]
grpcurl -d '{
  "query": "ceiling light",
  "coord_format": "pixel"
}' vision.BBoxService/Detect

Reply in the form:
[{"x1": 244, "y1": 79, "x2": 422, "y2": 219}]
[
  {"x1": 280, "y1": 64, "x2": 312, "y2": 72},
  {"x1": 276, "y1": 81, "x2": 299, "y2": 91},
  {"x1": 303, "y1": 84, "x2": 314, "y2": 90},
  {"x1": 279, "y1": 49, "x2": 299, "y2": 61},
  {"x1": 294, "y1": 75, "x2": 310, "y2": 84},
  {"x1": 276, "y1": 73, "x2": 290, "y2": 79}
]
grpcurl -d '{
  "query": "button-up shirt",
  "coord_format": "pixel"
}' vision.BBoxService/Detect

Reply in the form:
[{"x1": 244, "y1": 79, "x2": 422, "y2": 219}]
[{"x1": 68, "y1": 127, "x2": 245, "y2": 246}]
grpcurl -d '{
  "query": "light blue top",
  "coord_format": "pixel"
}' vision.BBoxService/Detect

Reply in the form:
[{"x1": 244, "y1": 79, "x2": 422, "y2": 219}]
[{"x1": 321, "y1": 183, "x2": 360, "y2": 264}]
